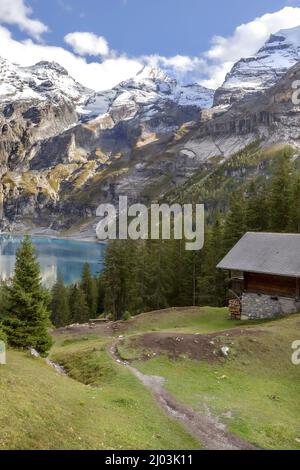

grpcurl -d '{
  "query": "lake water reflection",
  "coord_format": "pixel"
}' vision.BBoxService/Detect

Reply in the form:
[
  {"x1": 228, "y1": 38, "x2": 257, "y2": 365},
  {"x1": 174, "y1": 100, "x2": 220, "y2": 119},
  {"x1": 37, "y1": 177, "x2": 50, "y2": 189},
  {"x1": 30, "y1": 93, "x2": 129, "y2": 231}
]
[{"x1": 0, "y1": 235, "x2": 105, "y2": 287}]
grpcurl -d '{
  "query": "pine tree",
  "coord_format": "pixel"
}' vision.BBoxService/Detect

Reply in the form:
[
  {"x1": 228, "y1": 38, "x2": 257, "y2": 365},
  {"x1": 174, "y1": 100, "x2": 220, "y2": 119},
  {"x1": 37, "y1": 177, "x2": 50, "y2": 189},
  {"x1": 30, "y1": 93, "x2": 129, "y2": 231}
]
[
  {"x1": 123, "y1": 241, "x2": 144, "y2": 315},
  {"x1": 197, "y1": 218, "x2": 226, "y2": 306},
  {"x1": 81, "y1": 263, "x2": 98, "y2": 318},
  {"x1": 143, "y1": 240, "x2": 173, "y2": 311},
  {"x1": 170, "y1": 239, "x2": 195, "y2": 307},
  {"x1": 50, "y1": 277, "x2": 70, "y2": 327},
  {"x1": 69, "y1": 285, "x2": 90, "y2": 324},
  {"x1": 103, "y1": 240, "x2": 127, "y2": 320},
  {"x1": 245, "y1": 181, "x2": 267, "y2": 232},
  {"x1": 0, "y1": 280, "x2": 9, "y2": 319},
  {"x1": 269, "y1": 151, "x2": 291, "y2": 232},
  {"x1": 3, "y1": 235, "x2": 52, "y2": 355},
  {"x1": 223, "y1": 191, "x2": 246, "y2": 252},
  {"x1": 97, "y1": 275, "x2": 105, "y2": 315},
  {"x1": 211, "y1": 218, "x2": 227, "y2": 305},
  {"x1": 288, "y1": 174, "x2": 300, "y2": 233}
]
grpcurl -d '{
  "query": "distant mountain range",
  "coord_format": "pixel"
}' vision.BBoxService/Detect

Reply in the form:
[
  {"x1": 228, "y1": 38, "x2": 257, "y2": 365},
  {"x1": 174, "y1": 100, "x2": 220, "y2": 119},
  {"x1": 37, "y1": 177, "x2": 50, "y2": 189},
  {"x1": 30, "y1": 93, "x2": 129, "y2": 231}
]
[{"x1": 1, "y1": 25, "x2": 300, "y2": 234}]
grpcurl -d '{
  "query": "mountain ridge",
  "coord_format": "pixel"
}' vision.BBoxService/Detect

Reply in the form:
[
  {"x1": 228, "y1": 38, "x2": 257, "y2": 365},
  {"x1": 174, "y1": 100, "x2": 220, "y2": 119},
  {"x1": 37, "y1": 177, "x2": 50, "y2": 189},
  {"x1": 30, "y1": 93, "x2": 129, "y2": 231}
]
[
  {"x1": 214, "y1": 25, "x2": 300, "y2": 107},
  {"x1": 1, "y1": 25, "x2": 300, "y2": 233}
]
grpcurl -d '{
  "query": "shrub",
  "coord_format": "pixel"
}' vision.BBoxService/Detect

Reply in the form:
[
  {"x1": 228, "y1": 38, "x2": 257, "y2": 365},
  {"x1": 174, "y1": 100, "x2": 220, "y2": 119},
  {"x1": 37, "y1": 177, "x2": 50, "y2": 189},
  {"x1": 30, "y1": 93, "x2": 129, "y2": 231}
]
[
  {"x1": 0, "y1": 325, "x2": 7, "y2": 344},
  {"x1": 122, "y1": 311, "x2": 132, "y2": 321}
]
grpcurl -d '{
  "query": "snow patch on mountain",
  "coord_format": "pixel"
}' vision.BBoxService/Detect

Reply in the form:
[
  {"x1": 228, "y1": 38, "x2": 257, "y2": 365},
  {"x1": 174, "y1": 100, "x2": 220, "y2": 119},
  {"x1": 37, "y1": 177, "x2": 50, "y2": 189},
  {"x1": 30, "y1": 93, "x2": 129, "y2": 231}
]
[
  {"x1": 83, "y1": 66, "x2": 214, "y2": 124},
  {"x1": 214, "y1": 25, "x2": 300, "y2": 107},
  {"x1": 0, "y1": 57, "x2": 92, "y2": 110}
]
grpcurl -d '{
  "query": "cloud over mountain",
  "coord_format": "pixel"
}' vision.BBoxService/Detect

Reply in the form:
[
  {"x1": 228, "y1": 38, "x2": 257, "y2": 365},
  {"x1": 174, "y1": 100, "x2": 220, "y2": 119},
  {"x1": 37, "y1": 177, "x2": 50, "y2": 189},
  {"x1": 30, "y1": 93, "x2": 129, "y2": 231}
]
[
  {"x1": 0, "y1": 0, "x2": 48, "y2": 39},
  {"x1": 2, "y1": 3, "x2": 300, "y2": 90},
  {"x1": 65, "y1": 32, "x2": 109, "y2": 57}
]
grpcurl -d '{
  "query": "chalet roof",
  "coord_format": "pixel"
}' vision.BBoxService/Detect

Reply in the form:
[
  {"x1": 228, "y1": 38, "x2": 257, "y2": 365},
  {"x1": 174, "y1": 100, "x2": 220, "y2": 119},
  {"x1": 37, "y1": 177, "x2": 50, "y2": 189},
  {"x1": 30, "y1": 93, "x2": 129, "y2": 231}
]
[{"x1": 217, "y1": 232, "x2": 300, "y2": 278}]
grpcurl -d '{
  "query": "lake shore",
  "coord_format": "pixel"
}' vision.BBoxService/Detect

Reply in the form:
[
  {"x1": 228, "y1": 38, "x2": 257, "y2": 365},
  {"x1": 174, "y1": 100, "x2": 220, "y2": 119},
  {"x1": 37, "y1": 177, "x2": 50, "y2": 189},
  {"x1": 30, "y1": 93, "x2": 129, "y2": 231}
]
[
  {"x1": 0, "y1": 233, "x2": 105, "y2": 286},
  {"x1": 0, "y1": 227, "x2": 104, "y2": 244}
]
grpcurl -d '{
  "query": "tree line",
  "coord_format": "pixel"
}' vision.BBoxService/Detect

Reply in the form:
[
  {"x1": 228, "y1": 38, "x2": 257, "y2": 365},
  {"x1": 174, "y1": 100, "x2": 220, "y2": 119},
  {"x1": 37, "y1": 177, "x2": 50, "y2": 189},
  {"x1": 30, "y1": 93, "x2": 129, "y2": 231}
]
[
  {"x1": 0, "y1": 150, "x2": 299, "y2": 349},
  {"x1": 50, "y1": 264, "x2": 103, "y2": 327},
  {"x1": 101, "y1": 150, "x2": 300, "y2": 319}
]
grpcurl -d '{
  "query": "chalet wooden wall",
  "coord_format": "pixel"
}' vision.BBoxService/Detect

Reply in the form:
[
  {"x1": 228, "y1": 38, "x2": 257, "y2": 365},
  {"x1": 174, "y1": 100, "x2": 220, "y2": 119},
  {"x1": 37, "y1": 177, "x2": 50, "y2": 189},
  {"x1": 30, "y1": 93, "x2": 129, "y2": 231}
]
[{"x1": 244, "y1": 272, "x2": 297, "y2": 297}]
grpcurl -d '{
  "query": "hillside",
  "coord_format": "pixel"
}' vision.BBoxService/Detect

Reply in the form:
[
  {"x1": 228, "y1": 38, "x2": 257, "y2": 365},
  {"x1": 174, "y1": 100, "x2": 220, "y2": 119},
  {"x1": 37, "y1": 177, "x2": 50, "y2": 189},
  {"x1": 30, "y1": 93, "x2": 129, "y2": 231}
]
[
  {"x1": 1, "y1": 307, "x2": 299, "y2": 450},
  {"x1": 51, "y1": 308, "x2": 300, "y2": 450},
  {"x1": 0, "y1": 347, "x2": 198, "y2": 450},
  {"x1": 165, "y1": 142, "x2": 297, "y2": 214}
]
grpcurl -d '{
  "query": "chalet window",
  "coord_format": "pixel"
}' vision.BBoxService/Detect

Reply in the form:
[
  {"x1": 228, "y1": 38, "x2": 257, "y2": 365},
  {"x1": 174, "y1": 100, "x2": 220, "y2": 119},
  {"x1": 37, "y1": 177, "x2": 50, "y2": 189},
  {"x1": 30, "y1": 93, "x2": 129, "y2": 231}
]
[{"x1": 231, "y1": 270, "x2": 244, "y2": 279}]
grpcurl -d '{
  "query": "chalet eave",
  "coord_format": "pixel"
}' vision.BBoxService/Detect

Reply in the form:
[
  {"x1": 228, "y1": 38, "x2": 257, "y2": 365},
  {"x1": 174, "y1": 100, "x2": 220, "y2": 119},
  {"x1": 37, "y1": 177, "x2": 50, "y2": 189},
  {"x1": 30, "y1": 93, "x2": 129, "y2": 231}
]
[{"x1": 217, "y1": 265, "x2": 300, "y2": 279}]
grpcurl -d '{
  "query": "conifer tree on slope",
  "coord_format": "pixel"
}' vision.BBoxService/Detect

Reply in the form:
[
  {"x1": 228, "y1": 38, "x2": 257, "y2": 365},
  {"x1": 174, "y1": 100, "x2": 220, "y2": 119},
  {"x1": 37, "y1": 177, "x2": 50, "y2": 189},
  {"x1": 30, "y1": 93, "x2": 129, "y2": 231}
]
[
  {"x1": 288, "y1": 174, "x2": 300, "y2": 233},
  {"x1": 269, "y1": 151, "x2": 291, "y2": 232},
  {"x1": 223, "y1": 191, "x2": 246, "y2": 252},
  {"x1": 245, "y1": 181, "x2": 267, "y2": 232},
  {"x1": 69, "y1": 284, "x2": 90, "y2": 324},
  {"x1": 103, "y1": 240, "x2": 128, "y2": 320},
  {"x1": 3, "y1": 235, "x2": 52, "y2": 355},
  {"x1": 50, "y1": 277, "x2": 70, "y2": 327},
  {"x1": 81, "y1": 263, "x2": 98, "y2": 317}
]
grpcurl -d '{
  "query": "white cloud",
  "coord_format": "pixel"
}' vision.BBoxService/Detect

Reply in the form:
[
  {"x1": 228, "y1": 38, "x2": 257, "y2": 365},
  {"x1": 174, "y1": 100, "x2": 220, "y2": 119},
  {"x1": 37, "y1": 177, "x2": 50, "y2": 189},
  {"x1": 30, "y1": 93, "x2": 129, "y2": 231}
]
[
  {"x1": 145, "y1": 6, "x2": 300, "y2": 89},
  {"x1": 0, "y1": 0, "x2": 48, "y2": 39},
  {"x1": 142, "y1": 7, "x2": 300, "y2": 88},
  {"x1": 65, "y1": 32, "x2": 109, "y2": 57},
  {"x1": 145, "y1": 54, "x2": 204, "y2": 74},
  {"x1": 1, "y1": 4, "x2": 300, "y2": 92},
  {"x1": 0, "y1": 26, "x2": 142, "y2": 91},
  {"x1": 202, "y1": 6, "x2": 300, "y2": 88}
]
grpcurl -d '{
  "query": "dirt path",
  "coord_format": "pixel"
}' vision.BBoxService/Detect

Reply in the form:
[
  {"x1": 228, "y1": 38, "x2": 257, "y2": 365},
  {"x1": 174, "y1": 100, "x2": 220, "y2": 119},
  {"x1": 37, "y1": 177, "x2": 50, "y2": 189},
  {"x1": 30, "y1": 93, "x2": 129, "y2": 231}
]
[{"x1": 109, "y1": 342, "x2": 257, "y2": 451}]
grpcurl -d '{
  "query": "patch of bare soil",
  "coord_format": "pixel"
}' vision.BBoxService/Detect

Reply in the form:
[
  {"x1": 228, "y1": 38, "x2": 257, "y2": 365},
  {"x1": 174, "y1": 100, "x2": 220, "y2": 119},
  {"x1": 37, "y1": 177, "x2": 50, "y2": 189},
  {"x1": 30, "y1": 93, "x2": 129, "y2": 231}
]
[
  {"x1": 109, "y1": 342, "x2": 257, "y2": 450},
  {"x1": 124, "y1": 328, "x2": 263, "y2": 362}
]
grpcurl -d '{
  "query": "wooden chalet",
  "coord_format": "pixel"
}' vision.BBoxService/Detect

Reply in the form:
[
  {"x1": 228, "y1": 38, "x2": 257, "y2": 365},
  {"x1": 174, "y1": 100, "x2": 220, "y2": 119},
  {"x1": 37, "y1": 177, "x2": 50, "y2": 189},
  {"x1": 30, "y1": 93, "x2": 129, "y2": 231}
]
[{"x1": 217, "y1": 232, "x2": 300, "y2": 320}]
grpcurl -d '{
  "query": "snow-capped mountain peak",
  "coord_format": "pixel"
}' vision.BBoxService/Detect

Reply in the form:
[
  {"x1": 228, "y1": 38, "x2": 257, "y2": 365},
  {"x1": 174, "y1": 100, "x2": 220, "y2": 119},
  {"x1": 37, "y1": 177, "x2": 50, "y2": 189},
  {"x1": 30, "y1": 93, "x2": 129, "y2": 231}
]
[
  {"x1": 30, "y1": 61, "x2": 69, "y2": 76},
  {"x1": 134, "y1": 65, "x2": 172, "y2": 83},
  {"x1": 274, "y1": 25, "x2": 300, "y2": 49},
  {"x1": 0, "y1": 57, "x2": 92, "y2": 109},
  {"x1": 214, "y1": 24, "x2": 300, "y2": 107},
  {"x1": 83, "y1": 66, "x2": 214, "y2": 125}
]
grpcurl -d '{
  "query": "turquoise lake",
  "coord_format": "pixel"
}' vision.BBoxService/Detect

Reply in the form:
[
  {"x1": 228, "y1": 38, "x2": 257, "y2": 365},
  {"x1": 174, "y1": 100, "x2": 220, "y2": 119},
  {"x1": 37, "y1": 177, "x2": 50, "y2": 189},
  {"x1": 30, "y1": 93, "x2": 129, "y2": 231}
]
[{"x1": 0, "y1": 235, "x2": 105, "y2": 287}]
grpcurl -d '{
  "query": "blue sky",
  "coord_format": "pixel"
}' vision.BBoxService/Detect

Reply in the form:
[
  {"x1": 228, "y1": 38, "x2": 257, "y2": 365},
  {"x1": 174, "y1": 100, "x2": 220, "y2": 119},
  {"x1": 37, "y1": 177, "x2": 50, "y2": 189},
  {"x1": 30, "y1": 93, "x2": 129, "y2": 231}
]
[
  {"x1": 17, "y1": 0, "x2": 293, "y2": 56},
  {"x1": 1, "y1": 0, "x2": 300, "y2": 90}
]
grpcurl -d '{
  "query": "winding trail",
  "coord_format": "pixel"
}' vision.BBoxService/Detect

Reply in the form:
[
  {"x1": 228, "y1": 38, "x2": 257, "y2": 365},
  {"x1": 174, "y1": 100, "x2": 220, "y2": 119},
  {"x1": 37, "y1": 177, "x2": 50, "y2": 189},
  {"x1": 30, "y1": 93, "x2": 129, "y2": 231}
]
[{"x1": 109, "y1": 342, "x2": 257, "y2": 451}]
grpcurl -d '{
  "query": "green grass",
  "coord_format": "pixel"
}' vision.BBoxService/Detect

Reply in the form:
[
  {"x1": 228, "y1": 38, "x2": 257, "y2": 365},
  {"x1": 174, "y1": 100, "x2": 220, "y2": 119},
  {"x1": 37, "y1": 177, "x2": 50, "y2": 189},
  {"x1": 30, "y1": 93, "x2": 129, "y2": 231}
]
[
  {"x1": 2, "y1": 307, "x2": 299, "y2": 450},
  {"x1": 0, "y1": 347, "x2": 199, "y2": 450},
  {"x1": 125, "y1": 314, "x2": 300, "y2": 450},
  {"x1": 119, "y1": 307, "x2": 262, "y2": 335}
]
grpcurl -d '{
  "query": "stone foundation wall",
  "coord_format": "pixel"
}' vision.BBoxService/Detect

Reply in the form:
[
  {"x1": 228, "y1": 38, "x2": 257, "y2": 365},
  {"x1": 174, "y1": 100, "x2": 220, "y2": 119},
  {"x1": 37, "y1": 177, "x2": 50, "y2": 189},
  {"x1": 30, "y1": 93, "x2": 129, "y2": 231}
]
[{"x1": 241, "y1": 293, "x2": 300, "y2": 320}]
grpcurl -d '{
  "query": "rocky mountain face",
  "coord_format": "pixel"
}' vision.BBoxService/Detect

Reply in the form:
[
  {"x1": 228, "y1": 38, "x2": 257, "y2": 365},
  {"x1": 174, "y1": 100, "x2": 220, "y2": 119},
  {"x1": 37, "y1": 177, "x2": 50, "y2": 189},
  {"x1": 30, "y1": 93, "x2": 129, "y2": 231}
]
[
  {"x1": 0, "y1": 60, "x2": 213, "y2": 231},
  {"x1": 82, "y1": 66, "x2": 213, "y2": 129},
  {"x1": 0, "y1": 58, "x2": 92, "y2": 109},
  {"x1": 214, "y1": 26, "x2": 300, "y2": 107},
  {"x1": 1, "y1": 25, "x2": 300, "y2": 234},
  {"x1": 0, "y1": 58, "x2": 93, "y2": 170}
]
